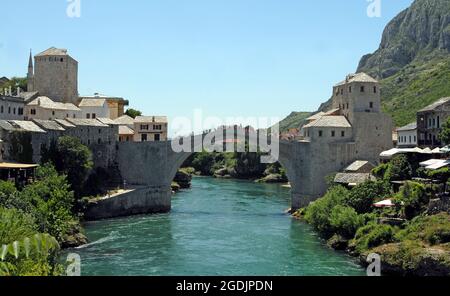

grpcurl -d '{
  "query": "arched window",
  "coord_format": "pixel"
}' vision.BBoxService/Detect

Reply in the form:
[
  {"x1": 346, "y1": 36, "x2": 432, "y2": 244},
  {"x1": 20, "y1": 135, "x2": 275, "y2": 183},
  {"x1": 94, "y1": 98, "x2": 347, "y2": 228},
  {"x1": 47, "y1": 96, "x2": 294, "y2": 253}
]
[{"x1": 373, "y1": 86, "x2": 377, "y2": 93}]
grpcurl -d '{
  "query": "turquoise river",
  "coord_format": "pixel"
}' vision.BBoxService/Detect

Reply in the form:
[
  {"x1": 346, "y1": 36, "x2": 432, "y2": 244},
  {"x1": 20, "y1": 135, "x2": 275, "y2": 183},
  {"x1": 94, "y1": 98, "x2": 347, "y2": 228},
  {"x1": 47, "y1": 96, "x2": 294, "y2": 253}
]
[{"x1": 75, "y1": 177, "x2": 365, "y2": 276}]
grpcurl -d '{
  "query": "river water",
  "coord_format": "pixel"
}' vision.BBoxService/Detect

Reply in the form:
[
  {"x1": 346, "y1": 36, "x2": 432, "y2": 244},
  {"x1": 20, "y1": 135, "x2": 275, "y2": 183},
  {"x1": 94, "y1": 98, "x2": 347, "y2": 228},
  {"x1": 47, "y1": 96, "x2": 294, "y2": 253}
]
[{"x1": 76, "y1": 177, "x2": 365, "y2": 276}]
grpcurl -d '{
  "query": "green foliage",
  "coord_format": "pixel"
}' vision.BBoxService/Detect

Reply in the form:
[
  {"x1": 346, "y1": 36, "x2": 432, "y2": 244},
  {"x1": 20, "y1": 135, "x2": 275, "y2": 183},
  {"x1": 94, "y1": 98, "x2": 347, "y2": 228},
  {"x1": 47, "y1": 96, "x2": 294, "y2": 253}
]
[
  {"x1": 272, "y1": 111, "x2": 311, "y2": 132},
  {"x1": 381, "y1": 57, "x2": 450, "y2": 127},
  {"x1": 0, "y1": 207, "x2": 37, "y2": 245},
  {"x1": 41, "y1": 136, "x2": 93, "y2": 198},
  {"x1": 396, "y1": 213, "x2": 450, "y2": 245},
  {"x1": 372, "y1": 163, "x2": 389, "y2": 179},
  {"x1": 0, "y1": 233, "x2": 62, "y2": 276},
  {"x1": 353, "y1": 223, "x2": 397, "y2": 253},
  {"x1": 0, "y1": 77, "x2": 27, "y2": 92},
  {"x1": 329, "y1": 206, "x2": 364, "y2": 239},
  {"x1": 304, "y1": 186, "x2": 350, "y2": 237},
  {"x1": 394, "y1": 181, "x2": 429, "y2": 220},
  {"x1": 20, "y1": 164, "x2": 76, "y2": 242},
  {"x1": 426, "y1": 167, "x2": 450, "y2": 182},
  {"x1": 8, "y1": 132, "x2": 33, "y2": 164},
  {"x1": 125, "y1": 108, "x2": 142, "y2": 119},
  {"x1": 385, "y1": 155, "x2": 413, "y2": 181},
  {"x1": 344, "y1": 181, "x2": 391, "y2": 214}
]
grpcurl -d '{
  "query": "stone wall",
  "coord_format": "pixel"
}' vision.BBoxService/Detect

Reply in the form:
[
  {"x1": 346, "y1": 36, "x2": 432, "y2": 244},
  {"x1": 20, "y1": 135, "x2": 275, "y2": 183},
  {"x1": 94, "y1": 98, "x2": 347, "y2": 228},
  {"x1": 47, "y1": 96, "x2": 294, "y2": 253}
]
[{"x1": 84, "y1": 186, "x2": 171, "y2": 221}]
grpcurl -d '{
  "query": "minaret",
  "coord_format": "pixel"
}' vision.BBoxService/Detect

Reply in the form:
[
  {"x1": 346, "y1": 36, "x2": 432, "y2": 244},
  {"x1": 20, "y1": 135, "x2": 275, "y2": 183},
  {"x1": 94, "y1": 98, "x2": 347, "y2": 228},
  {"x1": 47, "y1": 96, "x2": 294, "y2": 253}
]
[{"x1": 27, "y1": 50, "x2": 34, "y2": 92}]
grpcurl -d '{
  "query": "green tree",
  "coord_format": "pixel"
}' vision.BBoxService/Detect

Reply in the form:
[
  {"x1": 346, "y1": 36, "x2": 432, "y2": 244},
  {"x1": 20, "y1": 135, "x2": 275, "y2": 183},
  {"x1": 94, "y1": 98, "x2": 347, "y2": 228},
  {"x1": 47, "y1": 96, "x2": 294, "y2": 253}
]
[
  {"x1": 20, "y1": 164, "x2": 76, "y2": 241},
  {"x1": 41, "y1": 136, "x2": 93, "y2": 198},
  {"x1": 329, "y1": 206, "x2": 364, "y2": 239},
  {"x1": 385, "y1": 154, "x2": 413, "y2": 181},
  {"x1": 304, "y1": 186, "x2": 350, "y2": 237},
  {"x1": 345, "y1": 181, "x2": 391, "y2": 214},
  {"x1": 125, "y1": 108, "x2": 142, "y2": 118},
  {"x1": 439, "y1": 117, "x2": 450, "y2": 145}
]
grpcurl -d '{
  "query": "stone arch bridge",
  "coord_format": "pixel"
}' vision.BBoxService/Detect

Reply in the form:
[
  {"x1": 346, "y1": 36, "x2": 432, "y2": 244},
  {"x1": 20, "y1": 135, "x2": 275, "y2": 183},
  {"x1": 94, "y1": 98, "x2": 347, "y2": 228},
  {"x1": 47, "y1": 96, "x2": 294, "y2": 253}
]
[{"x1": 85, "y1": 127, "x2": 376, "y2": 220}]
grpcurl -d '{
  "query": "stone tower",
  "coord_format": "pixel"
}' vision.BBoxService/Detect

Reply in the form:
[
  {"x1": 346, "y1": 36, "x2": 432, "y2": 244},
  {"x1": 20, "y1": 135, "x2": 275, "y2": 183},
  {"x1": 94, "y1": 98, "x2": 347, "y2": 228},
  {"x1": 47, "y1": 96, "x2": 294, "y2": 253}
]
[
  {"x1": 27, "y1": 50, "x2": 34, "y2": 92},
  {"x1": 331, "y1": 73, "x2": 381, "y2": 125},
  {"x1": 32, "y1": 47, "x2": 78, "y2": 104}
]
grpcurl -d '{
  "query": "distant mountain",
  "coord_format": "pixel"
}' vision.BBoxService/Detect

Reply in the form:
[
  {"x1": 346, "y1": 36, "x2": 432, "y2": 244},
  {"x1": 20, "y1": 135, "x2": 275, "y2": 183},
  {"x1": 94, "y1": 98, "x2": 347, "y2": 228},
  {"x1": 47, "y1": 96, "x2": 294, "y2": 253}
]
[
  {"x1": 275, "y1": 111, "x2": 311, "y2": 132},
  {"x1": 357, "y1": 0, "x2": 450, "y2": 126}
]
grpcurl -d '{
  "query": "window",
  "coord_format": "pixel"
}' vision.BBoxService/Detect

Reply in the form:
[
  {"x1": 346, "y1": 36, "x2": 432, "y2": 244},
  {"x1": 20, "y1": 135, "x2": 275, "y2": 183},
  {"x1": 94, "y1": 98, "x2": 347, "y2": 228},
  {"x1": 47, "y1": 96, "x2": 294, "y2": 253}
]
[
  {"x1": 18, "y1": 108, "x2": 23, "y2": 115},
  {"x1": 370, "y1": 102, "x2": 374, "y2": 108},
  {"x1": 86, "y1": 114, "x2": 90, "y2": 119},
  {"x1": 409, "y1": 136, "x2": 412, "y2": 143},
  {"x1": 88, "y1": 140, "x2": 91, "y2": 145},
  {"x1": 13, "y1": 108, "x2": 16, "y2": 114},
  {"x1": 73, "y1": 114, "x2": 76, "y2": 118},
  {"x1": 31, "y1": 109, "x2": 36, "y2": 115},
  {"x1": 60, "y1": 58, "x2": 64, "y2": 62},
  {"x1": 349, "y1": 86, "x2": 352, "y2": 93},
  {"x1": 8, "y1": 107, "x2": 10, "y2": 114},
  {"x1": 331, "y1": 131, "x2": 335, "y2": 137},
  {"x1": 97, "y1": 138, "x2": 101, "y2": 144},
  {"x1": 153, "y1": 124, "x2": 162, "y2": 130},
  {"x1": 373, "y1": 86, "x2": 377, "y2": 93},
  {"x1": 433, "y1": 118, "x2": 436, "y2": 127},
  {"x1": 66, "y1": 114, "x2": 69, "y2": 118},
  {"x1": 414, "y1": 136, "x2": 416, "y2": 142},
  {"x1": 340, "y1": 89, "x2": 343, "y2": 95},
  {"x1": 155, "y1": 134, "x2": 161, "y2": 141},
  {"x1": 98, "y1": 129, "x2": 102, "y2": 134},
  {"x1": 346, "y1": 103, "x2": 349, "y2": 109},
  {"x1": 341, "y1": 131, "x2": 345, "y2": 137},
  {"x1": 141, "y1": 124, "x2": 149, "y2": 130},
  {"x1": 318, "y1": 130, "x2": 323, "y2": 137},
  {"x1": 360, "y1": 86, "x2": 365, "y2": 92},
  {"x1": 0, "y1": 106, "x2": 3, "y2": 113},
  {"x1": 141, "y1": 134, "x2": 148, "y2": 141},
  {"x1": 92, "y1": 113, "x2": 96, "y2": 119}
]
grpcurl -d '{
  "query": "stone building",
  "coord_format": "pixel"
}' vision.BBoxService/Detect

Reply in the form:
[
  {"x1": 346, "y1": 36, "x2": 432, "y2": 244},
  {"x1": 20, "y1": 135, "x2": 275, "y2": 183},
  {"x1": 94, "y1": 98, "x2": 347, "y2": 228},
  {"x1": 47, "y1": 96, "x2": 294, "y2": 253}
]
[
  {"x1": 78, "y1": 98, "x2": 110, "y2": 119},
  {"x1": 28, "y1": 48, "x2": 78, "y2": 104},
  {"x1": 78, "y1": 93, "x2": 129, "y2": 119},
  {"x1": 397, "y1": 122, "x2": 417, "y2": 148},
  {"x1": 133, "y1": 116, "x2": 168, "y2": 142},
  {"x1": 417, "y1": 97, "x2": 450, "y2": 147},
  {"x1": 25, "y1": 96, "x2": 81, "y2": 120},
  {"x1": 0, "y1": 95, "x2": 25, "y2": 120},
  {"x1": 300, "y1": 72, "x2": 393, "y2": 165}
]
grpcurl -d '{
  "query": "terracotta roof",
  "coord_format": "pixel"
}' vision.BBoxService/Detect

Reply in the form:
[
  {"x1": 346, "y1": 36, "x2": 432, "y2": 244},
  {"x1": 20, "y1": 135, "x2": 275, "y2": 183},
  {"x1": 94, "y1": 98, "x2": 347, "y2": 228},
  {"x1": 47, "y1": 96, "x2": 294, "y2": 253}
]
[
  {"x1": 66, "y1": 118, "x2": 109, "y2": 127},
  {"x1": 334, "y1": 173, "x2": 375, "y2": 185},
  {"x1": 9, "y1": 120, "x2": 46, "y2": 133},
  {"x1": 54, "y1": 119, "x2": 76, "y2": 128},
  {"x1": 35, "y1": 47, "x2": 68, "y2": 56},
  {"x1": 119, "y1": 125, "x2": 135, "y2": 135},
  {"x1": 397, "y1": 122, "x2": 417, "y2": 132},
  {"x1": 418, "y1": 97, "x2": 450, "y2": 112},
  {"x1": 344, "y1": 160, "x2": 374, "y2": 172},
  {"x1": 78, "y1": 98, "x2": 107, "y2": 107},
  {"x1": 32, "y1": 119, "x2": 65, "y2": 131},
  {"x1": 135, "y1": 116, "x2": 168, "y2": 123},
  {"x1": 96, "y1": 118, "x2": 116, "y2": 125},
  {"x1": 335, "y1": 73, "x2": 378, "y2": 86},
  {"x1": 28, "y1": 96, "x2": 81, "y2": 111},
  {"x1": 303, "y1": 115, "x2": 351, "y2": 128},
  {"x1": 114, "y1": 115, "x2": 134, "y2": 125},
  {"x1": 306, "y1": 112, "x2": 325, "y2": 121}
]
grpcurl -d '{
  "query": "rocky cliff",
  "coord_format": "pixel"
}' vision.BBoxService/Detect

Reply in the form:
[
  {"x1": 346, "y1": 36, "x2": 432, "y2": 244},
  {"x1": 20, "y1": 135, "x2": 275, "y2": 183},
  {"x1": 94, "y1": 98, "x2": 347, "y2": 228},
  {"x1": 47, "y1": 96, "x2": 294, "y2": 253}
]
[{"x1": 357, "y1": 0, "x2": 450, "y2": 79}]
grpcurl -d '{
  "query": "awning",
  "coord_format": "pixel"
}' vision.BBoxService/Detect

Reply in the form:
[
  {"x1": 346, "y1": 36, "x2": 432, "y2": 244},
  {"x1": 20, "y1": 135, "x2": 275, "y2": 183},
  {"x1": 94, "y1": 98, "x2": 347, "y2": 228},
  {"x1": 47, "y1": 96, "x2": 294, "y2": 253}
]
[
  {"x1": 0, "y1": 162, "x2": 39, "y2": 169},
  {"x1": 419, "y1": 159, "x2": 450, "y2": 170},
  {"x1": 373, "y1": 199, "x2": 396, "y2": 208}
]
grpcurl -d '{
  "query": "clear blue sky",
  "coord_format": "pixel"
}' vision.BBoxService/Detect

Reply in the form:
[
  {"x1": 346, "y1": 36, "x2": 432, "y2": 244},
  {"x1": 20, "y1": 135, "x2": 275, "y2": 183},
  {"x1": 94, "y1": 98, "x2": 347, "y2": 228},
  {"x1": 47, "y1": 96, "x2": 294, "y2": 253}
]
[{"x1": 1, "y1": 0, "x2": 413, "y2": 129}]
